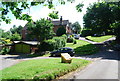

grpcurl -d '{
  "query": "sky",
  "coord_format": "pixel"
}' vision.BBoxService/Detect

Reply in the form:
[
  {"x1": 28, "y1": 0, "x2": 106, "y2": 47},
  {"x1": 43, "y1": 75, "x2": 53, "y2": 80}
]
[{"x1": 0, "y1": 0, "x2": 98, "y2": 31}]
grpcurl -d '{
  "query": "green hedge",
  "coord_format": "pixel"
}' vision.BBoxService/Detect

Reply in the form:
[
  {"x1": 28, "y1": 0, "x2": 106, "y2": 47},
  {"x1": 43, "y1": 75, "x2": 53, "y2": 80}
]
[
  {"x1": 39, "y1": 34, "x2": 67, "y2": 51},
  {"x1": 39, "y1": 39, "x2": 57, "y2": 51}
]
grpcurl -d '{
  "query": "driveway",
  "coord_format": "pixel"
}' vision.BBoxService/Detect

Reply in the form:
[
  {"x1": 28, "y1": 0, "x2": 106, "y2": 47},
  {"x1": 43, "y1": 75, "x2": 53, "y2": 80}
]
[{"x1": 0, "y1": 55, "x2": 21, "y2": 70}]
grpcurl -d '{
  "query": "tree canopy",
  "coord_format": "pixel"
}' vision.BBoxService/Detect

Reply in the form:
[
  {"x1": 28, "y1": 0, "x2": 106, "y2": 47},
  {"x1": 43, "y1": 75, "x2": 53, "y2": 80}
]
[
  {"x1": 0, "y1": 0, "x2": 83, "y2": 24},
  {"x1": 72, "y1": 21, "x2": 81, "y2": 34},
  {"x1": 27, "y1": 18, "x2": 54, "y2": 43},
  {"x1": 83, "y1": 1, "x2": 120, "y2": 41},
  {"x1": 56, "y1": 26, "x2": 66, "y2": 36}
]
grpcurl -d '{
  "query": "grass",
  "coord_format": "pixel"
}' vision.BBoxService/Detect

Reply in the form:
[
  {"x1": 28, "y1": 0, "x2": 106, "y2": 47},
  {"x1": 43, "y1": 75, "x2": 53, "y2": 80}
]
[
  {"x1": 86, "y1": 35, "x2": 114, "y2": 43},
  {"x1": 66, "y1": 40, "x2": 99, "y2": 55},
  {"x1": 0, "y1": 58, "x2": 91, "y2": 79}
]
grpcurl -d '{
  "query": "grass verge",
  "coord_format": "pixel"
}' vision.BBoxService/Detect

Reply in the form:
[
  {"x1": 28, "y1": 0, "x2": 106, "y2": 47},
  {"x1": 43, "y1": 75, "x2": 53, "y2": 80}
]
[
  {"x1": 86, "y1": 35, "x2": 114, "y2": 43},
  {"x1": 0, "y1": 58, "x2": 91, "y2": 79},
  {"x1": 66, "y1": 40, "x2": 99, "y2": 55}
]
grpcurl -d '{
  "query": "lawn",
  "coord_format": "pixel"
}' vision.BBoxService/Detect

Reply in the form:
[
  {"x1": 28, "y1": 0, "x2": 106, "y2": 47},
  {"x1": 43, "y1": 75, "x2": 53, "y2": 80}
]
[
  {"x1": 86, "y1": 35, "x2": 114, "y2": 43},
  {"x1": 0, "y1": 58, "x2": 91, "y2": 79},
  {"x1": 66, "y1": 40, "x2": 99, "y2": 55}
]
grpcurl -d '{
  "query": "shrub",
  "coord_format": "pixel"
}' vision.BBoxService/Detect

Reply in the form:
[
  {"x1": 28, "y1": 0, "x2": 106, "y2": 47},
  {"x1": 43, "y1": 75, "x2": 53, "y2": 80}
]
[
  {"x1": 67, "y1": 38, "x2": 74, "y2": 43},
  {"x1": 0, "y1": 47, "x2": 10, "y2": 55},
  {"x1": 56, "y1": 26, "x2": 66, "y2": 36},
  {"x1": 73, "y1": 40, "x2": 77, "y2": 44},
  {"x1": 61, "y1": 34, "x2": 67, "y2": 40},
  {"x1": 39, "y1": 39, "x2": 57, "y2": 51},
  {"x1": 53, "y1": 37, "x2": 66, "y2": 49},
  {"x1": 39, "y1": 35, "x2": 67, "y2": 52}
]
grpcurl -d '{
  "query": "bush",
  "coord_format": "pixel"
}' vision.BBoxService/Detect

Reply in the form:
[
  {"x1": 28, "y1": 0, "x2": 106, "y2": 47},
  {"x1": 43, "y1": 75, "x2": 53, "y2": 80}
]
[
  {"x1": 53, "y1": 37, "x2": 66, "y2": 49},
  {"x1": 61, "y1": 34, "x2": 67, "y2": 40},
  {"x1": 67, "y1": 38, "x2": 74, "y2": 43},
  {"x1": 73, "y1": 40, "x2": 77, "y2": 44},
  {"x1": 0, "y1": 47, "x2": 10, "y2": 55},
  {"x1": 39, "y1": 35, "x2": 67, "y2": 52},
  {"x1": 39, "y1": 39, "x2": 57, "y2": 51},
  {"x1": 56, "y1": 26, "x2": 66, "y2": 36}
]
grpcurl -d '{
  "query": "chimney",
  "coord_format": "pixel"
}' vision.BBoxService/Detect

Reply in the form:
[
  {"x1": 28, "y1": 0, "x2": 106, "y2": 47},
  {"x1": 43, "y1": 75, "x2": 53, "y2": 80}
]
[{"x1": 60, "y1": 16, "x2": 62, "y2": 25}]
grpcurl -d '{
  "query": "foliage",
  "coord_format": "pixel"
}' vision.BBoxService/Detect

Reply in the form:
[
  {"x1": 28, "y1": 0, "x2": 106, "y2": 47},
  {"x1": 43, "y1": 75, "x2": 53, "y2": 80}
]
[
  {"x1": 80, "y1": 28, "x2": 92, "y2": 37},
  {"x1": 86, "y1": 35, "x2": 113, "y2": 43},
  {"x1": 83, "y1": 2, "x2": 120, "y2": 42},
  {"x1": 73, "y1": 39, "x2": 77, "y2": 44},
  {"x1": 0, "y1": 38, "x2": 12, "y2": 44},
  {"x1": 67, "y1": 37, "x2": 74, "y2": 43},
  {"x1": 83, "y1": 2, "x2": 114, "y2": 35},
  {"x1": 76, "y1": 3, "x2": 84, "y2": 12},
  {"x1": 27, "y1": 18, "x2": 54, "y2": 43},
  {"x1": 10, "y1": 25, "x2": 23, "y2": 34},
  {"x1": 111, "y1": 22, "x2": 120, "y2": 42},
  {"x1": 72, "y1": 22, "x2": 81, "y2": 34},
  {"x1": 0, "y1": 29, "x2": 11, "y2": 39},
  {"x1": 0, "y1": 0, "x2": 80, "y2": 24},
  {"x1": 0, "y1": 47, "x2": 10, "y2": 55},
  {"x1": 39, "y1": 39, "x2": 57, "y2": 51},
  {"x1": 53, "y1": 36, "x2": 66, "y2": 49},
  {"x1": 0, "y1": 58, "x2": 91, "y2": 79},
  {"x1": 39, "y1": 35, "x2": 67, "y2": 52},
  {"x1": 61, "y1": 34, "x2": 67, "y2": 40},
  {"x1": 9, "y1": 32, "x2": 21, "y2": 41},
  {"x1": 49, "y1": 11, "x2": 59, "y2": 19},
  {"x1": 56, "y1": 26, "x2": 66, "y2": 36},
  {"x1": 66, "y1": 40, "x2": 99, "y2": 55}
]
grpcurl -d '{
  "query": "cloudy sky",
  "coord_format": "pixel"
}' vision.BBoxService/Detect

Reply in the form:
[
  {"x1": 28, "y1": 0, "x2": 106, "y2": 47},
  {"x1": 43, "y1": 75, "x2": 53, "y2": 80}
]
[{"x1": 0, "y1": 0, "x2": 98, "y2": 31}]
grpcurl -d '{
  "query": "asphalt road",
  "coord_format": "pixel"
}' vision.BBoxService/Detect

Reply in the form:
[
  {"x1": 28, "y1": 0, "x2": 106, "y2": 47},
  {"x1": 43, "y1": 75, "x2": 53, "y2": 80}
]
[{"x1": 67, "y1": 45, "x2": 120, "y2": 80}]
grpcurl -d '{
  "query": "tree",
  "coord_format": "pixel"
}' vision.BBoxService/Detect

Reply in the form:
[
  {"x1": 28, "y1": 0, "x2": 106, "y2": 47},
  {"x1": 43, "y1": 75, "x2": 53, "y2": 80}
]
[
  {"x1": 83, "y1": 1, "x2": 120, "y2": 42},
  {"x1": 72, "y1": 22, "x2": 81, "y2": 34},
  {"x1": 0, "y1": 1, "x2": 81, "y2": 24},
  {"x1": 10, "y1": 32, "x2": 21, "y2": 41},
  {"x1": 10, "y1": 25, "x2": 23, "y2": 34},
  {"x1": 1, "y1": 30, "x2": 11, "y2": 39},
  {"x1": 56, "y1": 26, "x2": 66, "y2": 36},
  {"x1": 27, "y1": 18, "x2": 54, "y2": 43}
]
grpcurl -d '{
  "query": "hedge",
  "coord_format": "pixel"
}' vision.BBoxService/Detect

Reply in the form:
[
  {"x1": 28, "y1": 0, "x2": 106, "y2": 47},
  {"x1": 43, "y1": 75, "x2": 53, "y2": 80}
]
[{"x1": 39, "y1": 34, "x2": 67, "y2": 51}]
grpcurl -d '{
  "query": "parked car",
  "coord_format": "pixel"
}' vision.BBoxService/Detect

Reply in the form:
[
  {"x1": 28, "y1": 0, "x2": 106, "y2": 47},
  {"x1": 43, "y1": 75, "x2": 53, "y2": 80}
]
[
  {"x1": 50, "y1": 47, "x2": 75, "y2": 57},
  {"x1": 74, "y1": 34, "x2": 80, "y2": 39}
]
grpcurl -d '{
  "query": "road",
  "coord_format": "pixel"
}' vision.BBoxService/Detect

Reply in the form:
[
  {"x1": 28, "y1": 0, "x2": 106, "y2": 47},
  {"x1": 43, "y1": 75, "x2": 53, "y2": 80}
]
[{"x1": 65, "y1": 39, "x2": 120, "y2": 80}]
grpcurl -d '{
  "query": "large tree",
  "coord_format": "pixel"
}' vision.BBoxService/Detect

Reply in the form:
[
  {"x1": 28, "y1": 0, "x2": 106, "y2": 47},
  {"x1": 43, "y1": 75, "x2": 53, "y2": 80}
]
[
  {"x1": 72, "y1": 21, "x2": 81, "y2": 34},
  {"x1": 83, "y1": 1, "x2": 120, "y2": 42},
  {"x1": 27, "y1": 18, "x2": 54, "y2": 43},
  {"x1": 83, "y1": 2, "x2": 114, "y2": 35}
]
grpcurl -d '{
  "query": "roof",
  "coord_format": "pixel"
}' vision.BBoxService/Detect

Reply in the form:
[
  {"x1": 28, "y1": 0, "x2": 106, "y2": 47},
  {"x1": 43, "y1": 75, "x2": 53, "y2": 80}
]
[
  {"x1": 52, "y1": 20, "x2": 69, "y2": 26},
  {"x1": 13, "y1": 41, "x2": 39, "y2": 45}
]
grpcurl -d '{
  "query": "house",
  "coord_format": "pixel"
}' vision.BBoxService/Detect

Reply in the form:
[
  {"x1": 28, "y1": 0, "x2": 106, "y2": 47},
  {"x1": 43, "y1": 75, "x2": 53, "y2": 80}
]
[
  {"x1": 22, "y1": 16, "x2": 72, "y2": 40},
  {"x1": 52, "y1": 16, "x2": 72, "y2": 34}
]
